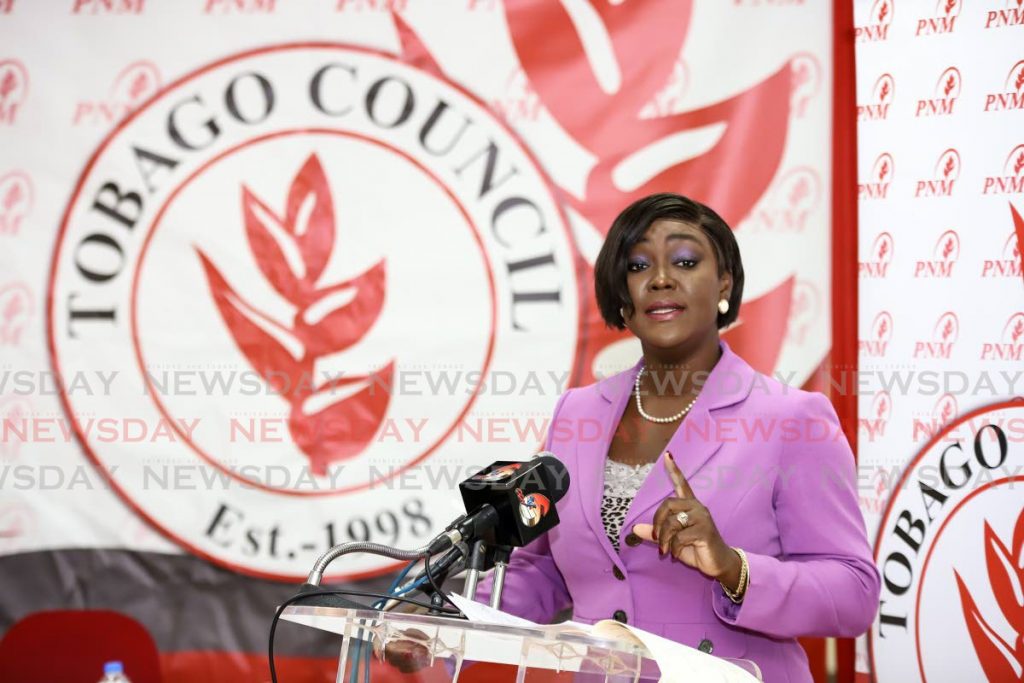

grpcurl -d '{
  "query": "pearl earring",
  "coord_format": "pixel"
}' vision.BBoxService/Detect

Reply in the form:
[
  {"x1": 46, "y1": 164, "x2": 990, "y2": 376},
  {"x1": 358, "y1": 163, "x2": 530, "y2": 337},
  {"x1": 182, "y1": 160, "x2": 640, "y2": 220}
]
[{"x1": 718, "y1": 299, "x2": 730, "y2": 315}]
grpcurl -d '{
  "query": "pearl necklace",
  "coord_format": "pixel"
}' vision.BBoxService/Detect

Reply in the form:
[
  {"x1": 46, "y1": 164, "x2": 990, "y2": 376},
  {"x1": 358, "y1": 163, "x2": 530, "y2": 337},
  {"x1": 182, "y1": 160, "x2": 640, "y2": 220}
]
[{"x1": 634, "y1": 367, "x2": 698, "y2": 423}]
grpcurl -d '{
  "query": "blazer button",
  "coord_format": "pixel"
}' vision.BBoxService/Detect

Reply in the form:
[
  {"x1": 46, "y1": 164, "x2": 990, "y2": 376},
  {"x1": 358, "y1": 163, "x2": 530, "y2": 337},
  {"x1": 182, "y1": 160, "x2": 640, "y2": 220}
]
[
  {"x1": 697, "y1": 638, "x2": 714, "y2": 654},
  {"x1": 612, "y1": 566, "x2": 626, "y2": 581},
  {"x1": 613, "y1": 610, "x2": 628, "y2": 623},
  {"x1": 624, "y1": 533, "x2": 642, "y2": 547}
]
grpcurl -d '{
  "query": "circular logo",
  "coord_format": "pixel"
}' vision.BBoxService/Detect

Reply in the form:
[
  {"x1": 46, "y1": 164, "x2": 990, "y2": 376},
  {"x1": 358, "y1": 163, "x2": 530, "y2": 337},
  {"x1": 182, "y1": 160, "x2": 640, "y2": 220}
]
[
  {"x1": 49, "y1": 44, "x2": 580, "y2": 579},
  {"x1": 869, "y1": 400, "x2": 1024, "y2": 681}
]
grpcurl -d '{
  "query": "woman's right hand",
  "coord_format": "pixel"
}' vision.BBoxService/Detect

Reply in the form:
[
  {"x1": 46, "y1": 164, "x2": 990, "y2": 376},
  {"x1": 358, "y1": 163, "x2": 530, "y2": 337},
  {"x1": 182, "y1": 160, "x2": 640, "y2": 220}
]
[{"x1": 374, "y1": 628, "x2": 433, "y2": 674}]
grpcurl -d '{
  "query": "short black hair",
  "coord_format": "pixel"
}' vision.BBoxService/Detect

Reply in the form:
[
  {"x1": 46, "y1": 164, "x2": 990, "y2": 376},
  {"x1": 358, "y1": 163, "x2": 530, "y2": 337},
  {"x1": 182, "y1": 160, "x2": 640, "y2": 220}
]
[{"x1": 594, "y1": 193, "x2": 744, "y2": 330}]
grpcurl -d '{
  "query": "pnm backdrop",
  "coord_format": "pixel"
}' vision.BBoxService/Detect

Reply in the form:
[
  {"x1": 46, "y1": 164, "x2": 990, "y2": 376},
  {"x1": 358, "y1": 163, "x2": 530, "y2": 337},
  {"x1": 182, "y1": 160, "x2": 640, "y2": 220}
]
[
  {"x1": 0, "y1": 1, "x2": 833, "y2": 680},
  {"x1": 854, "y1": 0, "x2": 1024, "y2": 681}
]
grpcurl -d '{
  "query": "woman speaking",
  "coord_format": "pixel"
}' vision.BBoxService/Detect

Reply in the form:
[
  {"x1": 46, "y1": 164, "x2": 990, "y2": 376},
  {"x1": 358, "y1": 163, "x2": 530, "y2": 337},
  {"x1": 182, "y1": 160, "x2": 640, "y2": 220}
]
[{"x1": 475, "y1": 193, "x2": 880, "y2": 682}]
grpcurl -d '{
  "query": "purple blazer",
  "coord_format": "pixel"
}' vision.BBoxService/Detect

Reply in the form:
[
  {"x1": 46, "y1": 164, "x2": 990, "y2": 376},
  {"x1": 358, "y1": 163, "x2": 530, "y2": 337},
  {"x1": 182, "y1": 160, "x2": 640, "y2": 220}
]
[{"x1": 477, "y1": 341, "x2": 880, "y2": 683}]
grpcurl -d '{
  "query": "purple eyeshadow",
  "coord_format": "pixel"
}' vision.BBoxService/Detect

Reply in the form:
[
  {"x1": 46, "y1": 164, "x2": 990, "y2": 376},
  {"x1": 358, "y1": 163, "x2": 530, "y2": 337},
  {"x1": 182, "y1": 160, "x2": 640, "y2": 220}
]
[{"x1": 672, "y1": 250, "x2": 699, "y2": 261}]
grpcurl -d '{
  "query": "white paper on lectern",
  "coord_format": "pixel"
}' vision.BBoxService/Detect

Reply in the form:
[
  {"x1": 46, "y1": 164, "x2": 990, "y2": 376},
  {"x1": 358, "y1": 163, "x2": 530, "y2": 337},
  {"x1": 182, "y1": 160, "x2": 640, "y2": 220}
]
[
  {"x1": 595, "y1": 622, "x2": 760, "y2": 683},
  {"x1": 445, "y1": 592, "x2": 535, "y2": 627},
  {"x1": 448, "y1": 594, "x2": 759, "y2": 682}
]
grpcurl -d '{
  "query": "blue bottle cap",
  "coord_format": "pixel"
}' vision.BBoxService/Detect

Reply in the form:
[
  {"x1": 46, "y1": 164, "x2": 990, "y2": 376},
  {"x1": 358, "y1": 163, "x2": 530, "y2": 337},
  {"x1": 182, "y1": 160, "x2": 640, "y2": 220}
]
[{"x1": 103, "y1": 661, "x2": 124, "y2": 675}]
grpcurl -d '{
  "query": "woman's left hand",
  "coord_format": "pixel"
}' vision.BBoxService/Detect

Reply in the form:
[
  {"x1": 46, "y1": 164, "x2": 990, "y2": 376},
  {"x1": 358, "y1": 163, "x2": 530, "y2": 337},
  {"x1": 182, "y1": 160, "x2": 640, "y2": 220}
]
[{"x1": 632, "y1": 452, "x2": 742, "y2": 588}]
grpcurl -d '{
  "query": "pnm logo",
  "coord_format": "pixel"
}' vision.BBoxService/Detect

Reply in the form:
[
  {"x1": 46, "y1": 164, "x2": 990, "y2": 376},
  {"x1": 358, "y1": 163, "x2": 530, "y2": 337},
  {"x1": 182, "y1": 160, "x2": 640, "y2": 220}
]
[
  {"x1": 860, "y1": 232, "x2": 894, "y2": 279},
  {"x1": 0, "y1": 171, "x2": 32, "y2": 235},
  {"x1": 983, "y1": 144, "x2": 1024, "y2": 195},
  {"x1": 334, "y1": 0, "x2": 408, "y2": 11},
  {"x1": 743, "y1": 167, "x2": 821, "y2": 233},
  {"x1": 984, "y1": 0, "x2": 1024, "y2": 28},
  {"x1": 858, "y1": 73, "x2": 894, "y2": 121},
  {"x1": 915, "y1": 148, "x2": 960, "y2": 197},
  {"x1": 490, "y1": 68, "x2": 542, "y2": 124},
  {"x1": 912, "y1": 311, "x2": 959, "y2": 359},
  {"x1": 0, "y1": 281, "x2": 31, "y2": 346},
  {"x1": 639, "y1": 57, "x2": 691, "y2": 119},
  {"x1": 982, "y1": 204, "x2": 1023, "y2": 278},
  {"x1": 860, "y1": 311, "x2": 893, "y2": 357},
  {"x1": 915, "y1": 0, "x2": 961, "y2": 35},
  {"x1": 202, "y1": 0, "x2": 276, "y2": 14},
  {"x1": 911, "y1": 392, "x2": 958, "y2": 442},
  {"x1": 197, "y1": 154, "x2": 393, "y2": 476},
  {"x1": 71, "y1": 0, "x2": 144, "y2": 13},
  {"x1": 856, "y1": 0, "x2": 894, "y2": 41},
  {"x1": 914, "y1": 230, "x2": 959, "y2": 278},
  {"x1": 859, "y1": 390, "x2": 892, "y2": 443},
  {"x1": 983, "y1": 59, "x2": 1024, "y2": 112},
  {"x1": 954, "y1": 509, "x2": 1024, "y2": 682},
  {"x1": 859, "y1": 153, "x2": 894, "y2": 200},
  {"x1": 0, "y1": 60, "x2": 28, "y2": 125},
  {"x1": 785, "y1": 280, "x2": 821, "y2": 346},
  {"x1": 72, "y1": 60, "x2": 161, "y2": 126},
  {"x1": 790, "y1": 53, "x2": 821, "y2": 118},
  {"x1": 980, "y1": 312, "x2": 1024, "y2": 360},
  {"x1": 915, "y1": 67, "x2": 961, "y2": 117}
]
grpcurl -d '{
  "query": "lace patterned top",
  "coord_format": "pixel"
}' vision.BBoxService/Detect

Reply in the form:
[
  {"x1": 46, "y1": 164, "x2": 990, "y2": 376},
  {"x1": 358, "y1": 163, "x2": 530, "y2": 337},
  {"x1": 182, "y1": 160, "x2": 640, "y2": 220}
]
[{"x1": 601, "y1": 459, "x2": 654, "y2": 552}]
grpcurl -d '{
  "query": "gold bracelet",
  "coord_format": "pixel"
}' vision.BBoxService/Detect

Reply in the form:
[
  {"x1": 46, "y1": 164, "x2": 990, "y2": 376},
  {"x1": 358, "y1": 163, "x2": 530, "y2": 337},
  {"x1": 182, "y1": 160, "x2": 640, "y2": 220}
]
[{"x1": 720, "y1": 547, "x2": 748, "y2": 604}]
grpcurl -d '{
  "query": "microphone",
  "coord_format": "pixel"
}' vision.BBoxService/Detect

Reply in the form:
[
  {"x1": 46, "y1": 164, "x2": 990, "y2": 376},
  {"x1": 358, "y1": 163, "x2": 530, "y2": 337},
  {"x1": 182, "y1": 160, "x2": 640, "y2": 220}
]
[{"x1": 427, "y1": 452, "x2": 570, "y2": 554}]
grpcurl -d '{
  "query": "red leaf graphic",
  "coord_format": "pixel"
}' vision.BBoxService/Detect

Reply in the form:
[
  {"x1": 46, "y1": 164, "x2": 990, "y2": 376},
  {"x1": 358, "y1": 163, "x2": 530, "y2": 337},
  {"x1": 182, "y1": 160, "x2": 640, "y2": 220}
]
[
  {"x1": 955, "y1": 570, "x2": 1023, "y2": 681},
  {"x1": 285, "y1": 156, "x2": 336, "y2": 286},
  {"x1": 878, "y1": 2, "x2": 888, "y2": 23},
  {"x1": 242, "y1": 188, "x2": 304, "y2": 302},
  {"x1": 504, "y1": 1, "x2": 789, "y2": 231},
  {"x1": 943, "y1": 237, "x2": 954, "y2": 258},
  {"x1": 1015, "y1": 153, "x2": 1024, "y2": 176},
  {"x1": 944, "y1": 0, "x2": 956, "y2": 15},
  {"x1": 243, "y1": 155, "x2": 337, "y2": 304},
  {"x1": 984, "y1": 520, "x2": 1024, "y2": 638},
  {"x1": 944, "y1": 155, "x2": 955, "y2": 178},
  {"x1": 879, "y1": 80, "x2": 890, "y2": 102},
  {"x1": 0, "y1": 71, "x2": 14, "y2": 99},
  {"x1": 877, "y1": 318, "x2": 888, "y2": 340},
  {"x1": 1012, "y1": 202, "x2": 1024, "y2": 288},
  {"x1": 290, "y1": 362, "x2": 395, "y2": 476},
  {"x1": 1014, "y1": 507, "x2": 1024, "y2": 565},
  {"x1": 2, "y1": 183, "x2": 20, "y2": 211},
  {"x1": 878, "y1": 161, "x2": 889, "y2": 181},
  {"x1": 1015, "y1": 69, "x2": 1024, "y2": 93},
  {"x1": 296, "y1": 260, "x2": 387, "y2": 357},
  {"x1": 877, "y1": 396, "x2": 887, "y2": 417},
  {"x1": 196, "y1": 251, "x2": 303, "y2": 398},
  {"x1": 129, "y1": 73, "x2": 149, "y2": 101},
  {"x1": 201, "y1": 154, "x2": 394, "y2": 471},
  {"x1": 580, "y1": 64, "x2": 792, "y2": 233},
  {"x1": 942, "y1": 318, "x2": 954, "y2": 340},
  {"x1": 944, "y1": 75, "x2": 956, "y2": 97},
  {"x1": 878, "y1": 240, "x2": 889, "y2": 260}
]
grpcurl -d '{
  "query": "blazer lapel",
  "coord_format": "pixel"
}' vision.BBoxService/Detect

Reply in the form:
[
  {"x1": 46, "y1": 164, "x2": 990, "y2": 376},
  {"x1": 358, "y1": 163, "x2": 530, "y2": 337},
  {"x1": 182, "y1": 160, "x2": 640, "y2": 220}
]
[
  {"x1": 621, "y1": 340, "x2": 755, "y2": 535},
  {"x1": 577, "y1": 361, "x2": 641, "y2": 568}
]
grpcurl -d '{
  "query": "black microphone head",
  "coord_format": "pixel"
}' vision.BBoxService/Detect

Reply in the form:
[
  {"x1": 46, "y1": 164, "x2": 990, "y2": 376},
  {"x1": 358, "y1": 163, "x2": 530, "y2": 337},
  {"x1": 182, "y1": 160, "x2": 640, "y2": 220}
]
[
  {"x1": 458, "y1": 453, "x2": 570, "y2": 548},
  {"x1": 531, "y1": 451, "x2": 570, "y2": 503}
]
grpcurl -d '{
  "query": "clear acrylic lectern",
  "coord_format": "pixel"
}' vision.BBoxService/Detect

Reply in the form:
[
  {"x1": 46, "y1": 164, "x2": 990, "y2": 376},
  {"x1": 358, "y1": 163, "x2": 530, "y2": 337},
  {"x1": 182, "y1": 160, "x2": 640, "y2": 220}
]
[{"x1": 282, "y1": 606, "x2": 763, "y2": 682}]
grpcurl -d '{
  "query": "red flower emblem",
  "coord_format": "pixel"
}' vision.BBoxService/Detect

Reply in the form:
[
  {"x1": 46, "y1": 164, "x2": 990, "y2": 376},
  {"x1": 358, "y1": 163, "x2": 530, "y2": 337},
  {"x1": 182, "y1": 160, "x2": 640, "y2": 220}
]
[
  {"x1": 954, "y1": 510, "x2": 1024, "y2": 681},
  {"x1": 197, "y1": 154, "x2": 393, "y2": 475}
]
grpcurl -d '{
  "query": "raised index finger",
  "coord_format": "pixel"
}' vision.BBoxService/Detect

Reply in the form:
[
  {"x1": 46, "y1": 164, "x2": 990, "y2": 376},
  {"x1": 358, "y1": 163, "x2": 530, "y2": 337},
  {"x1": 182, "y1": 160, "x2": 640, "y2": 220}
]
[{"x1": 664, "y1": 451, "x2": 696, "y2": 499}]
